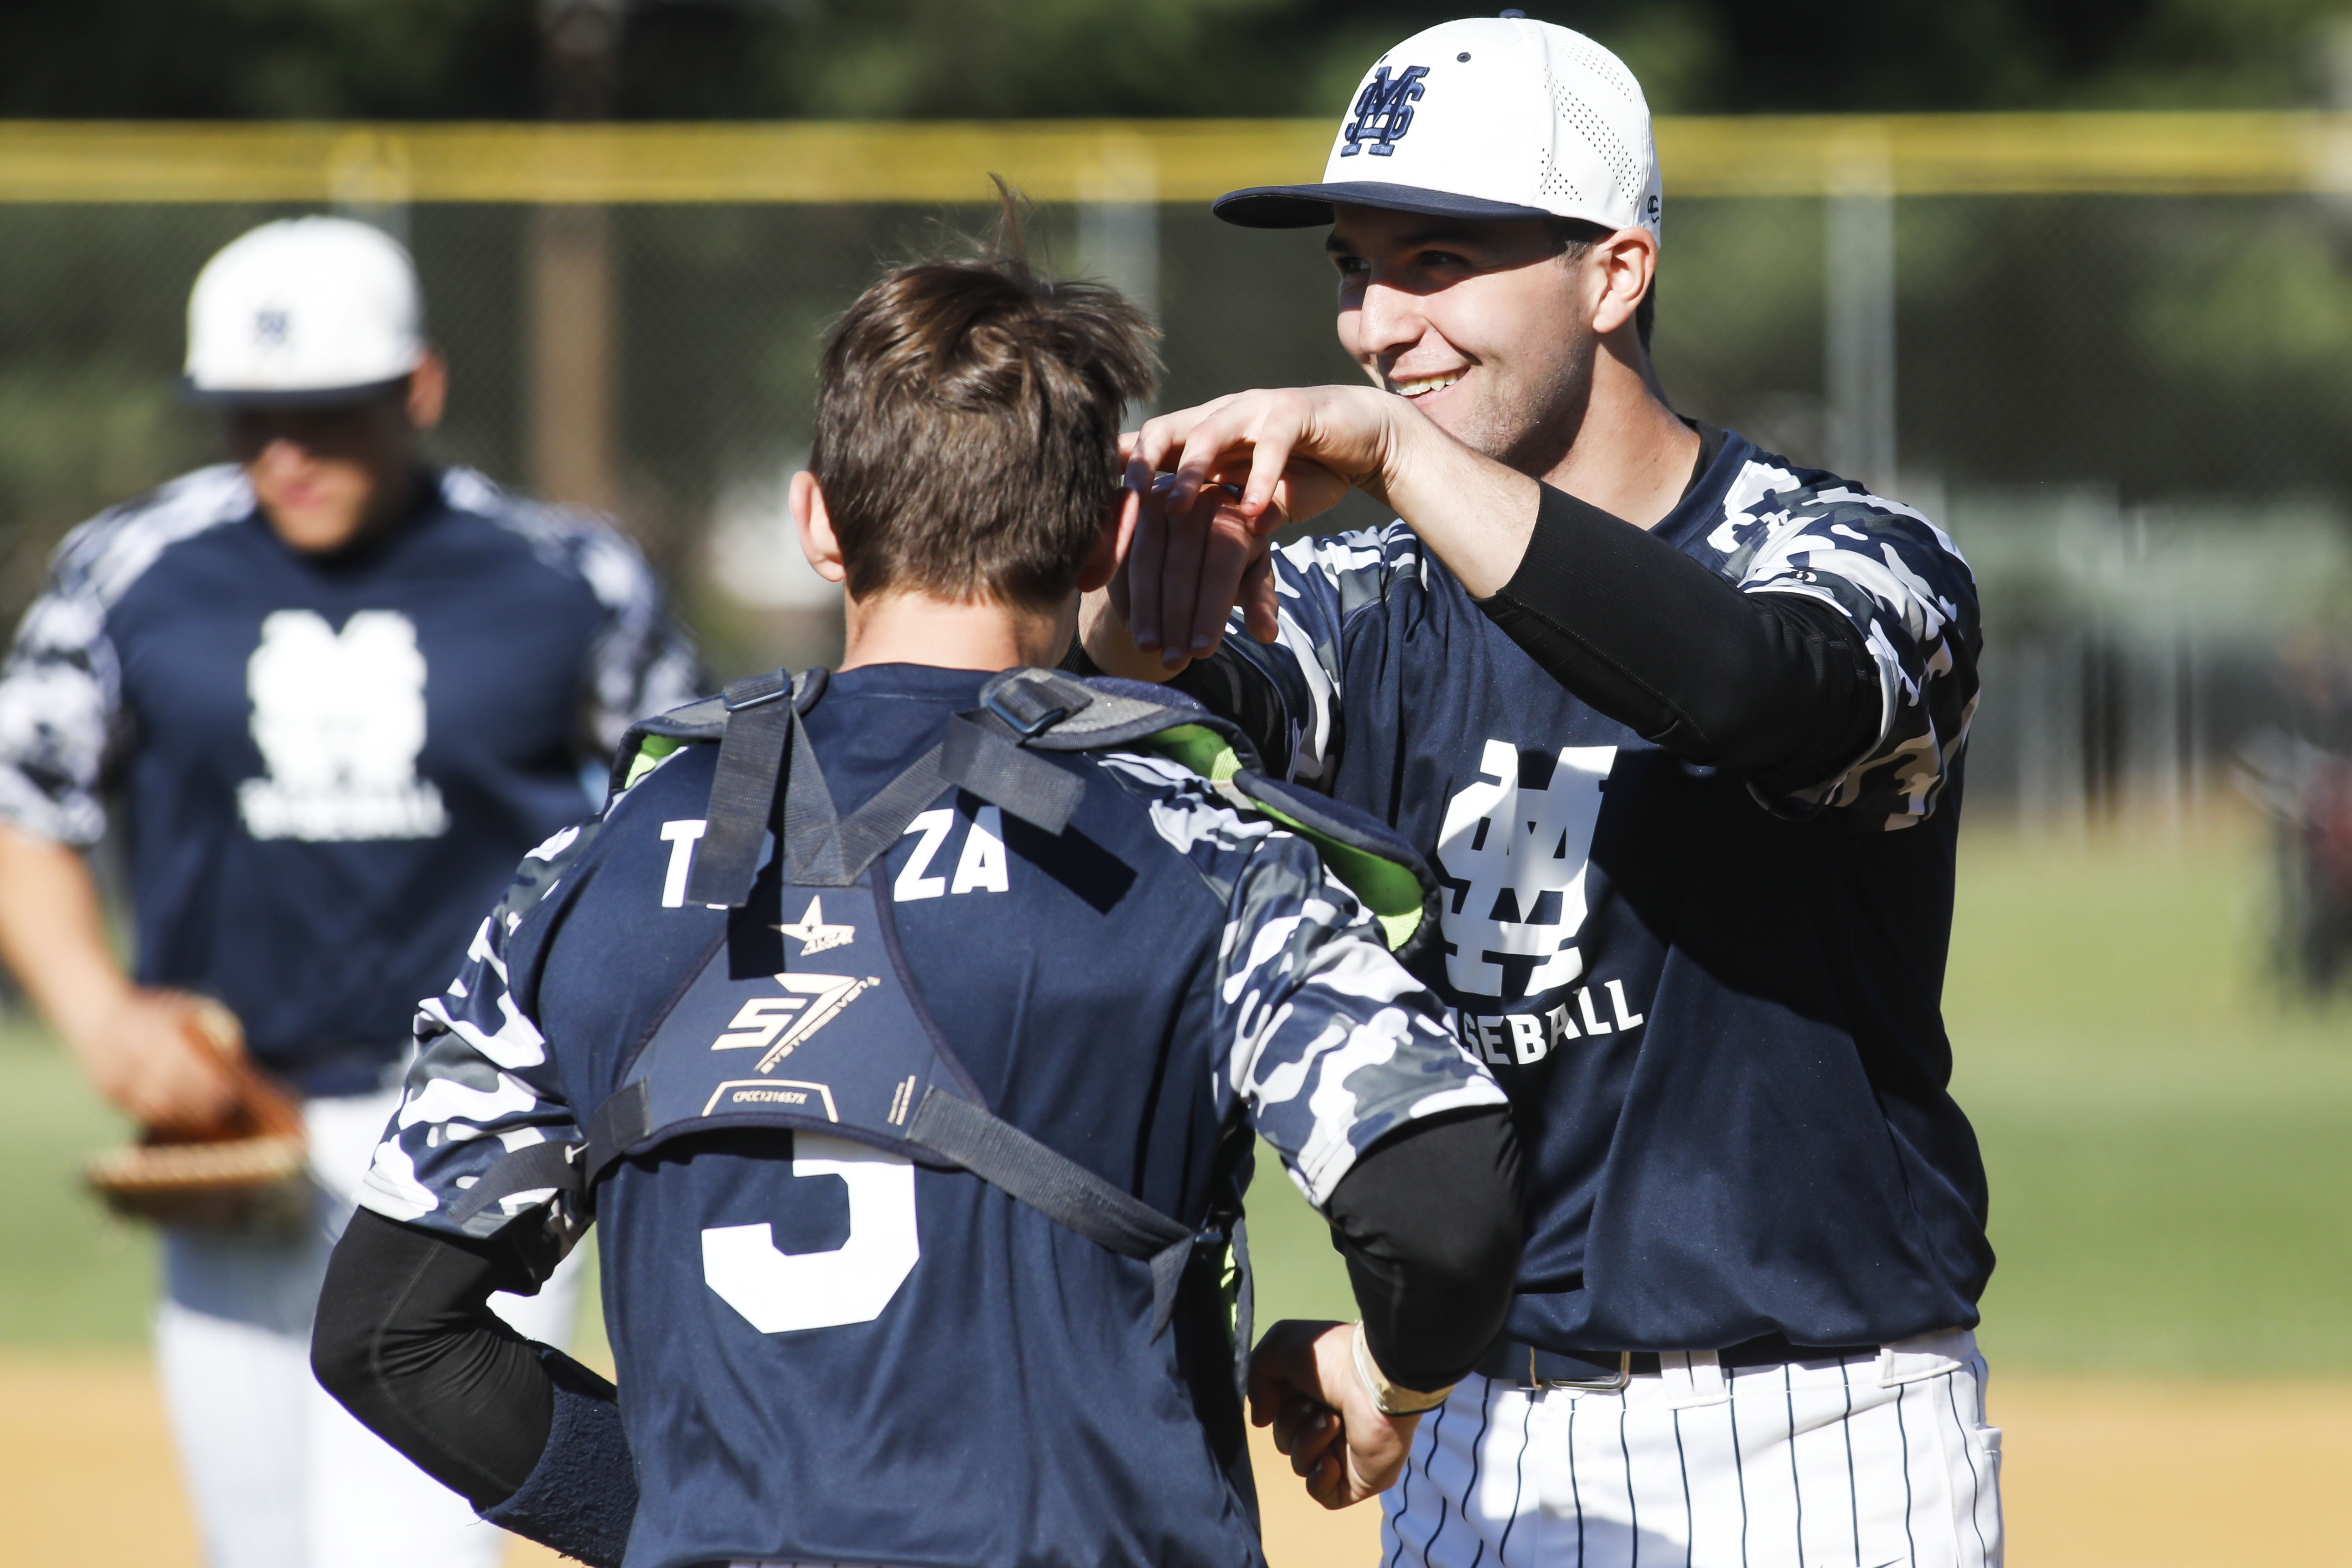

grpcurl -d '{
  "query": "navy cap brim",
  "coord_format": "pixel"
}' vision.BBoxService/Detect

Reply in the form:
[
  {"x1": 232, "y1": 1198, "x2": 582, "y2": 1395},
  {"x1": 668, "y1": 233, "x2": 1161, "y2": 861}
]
[
  {"x1": 1212, "y1": 181, "x2": 1558, "y2": 229},
  {"x1": 178, "y1": 374, "x2": 411, "y2": 410}
]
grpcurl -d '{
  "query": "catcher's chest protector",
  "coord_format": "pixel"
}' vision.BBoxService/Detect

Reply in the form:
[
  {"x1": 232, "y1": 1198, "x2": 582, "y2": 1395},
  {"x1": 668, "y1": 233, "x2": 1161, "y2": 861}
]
[
  {"x1": 568, "y1": 864, "x2": 1212, "y2": 1340},
  {"x1": 460, "y1": 665, "x2": 1438, "y2": 1344}
]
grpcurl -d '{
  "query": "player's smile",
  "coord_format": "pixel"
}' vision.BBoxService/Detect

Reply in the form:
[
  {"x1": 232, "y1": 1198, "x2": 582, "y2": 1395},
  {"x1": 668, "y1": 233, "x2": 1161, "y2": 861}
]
[{"x1": 1388, "y1": 369, "x2": 1464, "y2": 401}]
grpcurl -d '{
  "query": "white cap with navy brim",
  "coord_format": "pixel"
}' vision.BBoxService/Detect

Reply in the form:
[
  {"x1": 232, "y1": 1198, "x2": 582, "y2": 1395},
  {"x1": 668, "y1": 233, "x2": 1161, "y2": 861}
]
[
  {"x1": 1214, "y1": 12, "x2": 1661, "y2": 238},
  {"x1": 183, "y1": 217, "x2": 427, "y2": 407}
]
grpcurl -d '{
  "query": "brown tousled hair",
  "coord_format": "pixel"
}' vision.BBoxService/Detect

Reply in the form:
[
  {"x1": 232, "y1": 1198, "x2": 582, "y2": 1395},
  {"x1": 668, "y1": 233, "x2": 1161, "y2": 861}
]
[{"x1": 810, "y1": 195, "x2": 1158, "y2": 609}]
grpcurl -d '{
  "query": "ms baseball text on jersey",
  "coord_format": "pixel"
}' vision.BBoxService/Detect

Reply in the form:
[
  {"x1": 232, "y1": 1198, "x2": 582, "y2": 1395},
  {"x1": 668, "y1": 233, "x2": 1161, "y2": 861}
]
[
  {"x1": 0, "y1": 463, "x2": 698, "y2": 1093},
  {"x1": 326, "y1": 662, "x2": 1514, "y2": 1568}
]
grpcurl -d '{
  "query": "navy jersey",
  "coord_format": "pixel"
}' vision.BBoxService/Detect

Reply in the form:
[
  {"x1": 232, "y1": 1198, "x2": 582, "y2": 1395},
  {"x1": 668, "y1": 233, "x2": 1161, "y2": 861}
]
[
  {"x1": 361, "y1": 664, "x2": 1504, "y2": 1568},
  {"x1": 0, "y1": 465, "x2": 700, "y2": 1090},
  {"x1": 1179, "y1": 431, "x2": 1990, "y2": 1352}
]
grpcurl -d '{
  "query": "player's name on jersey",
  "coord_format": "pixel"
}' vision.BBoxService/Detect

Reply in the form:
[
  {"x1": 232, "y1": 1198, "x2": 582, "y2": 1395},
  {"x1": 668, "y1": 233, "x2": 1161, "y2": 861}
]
[{"x1": 1456, "y1": 979, "x2": 1645, "y2": 1067}]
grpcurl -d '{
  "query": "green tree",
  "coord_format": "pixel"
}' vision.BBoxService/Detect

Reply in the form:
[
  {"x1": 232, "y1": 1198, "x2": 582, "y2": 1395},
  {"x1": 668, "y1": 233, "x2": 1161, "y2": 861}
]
[{"x1": 5, "y1": 0, "x2": 2352, "y2": 121}]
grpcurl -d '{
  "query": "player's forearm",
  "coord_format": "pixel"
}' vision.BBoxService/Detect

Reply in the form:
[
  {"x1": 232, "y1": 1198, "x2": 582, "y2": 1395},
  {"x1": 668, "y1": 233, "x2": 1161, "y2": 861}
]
[
  {"x1": 312, "y1": 1207, "x2": 558, "y2": 1505},
  {"x1": 1478, "y1": 484, "x2": 1884, "y2": 781},
  {"x1": 1373, "y1": 409, "x2": 1544, "y2": 600},
  {"x1": 315, "y1": 1208, "x2": 637, "y2": 1567},
  {"x1": 0, "y1": 823, "x2": 134, "y2": 1045},
  {"x1": 1323, "y1": 1107, "x2": 1523, "y2": 1392}
]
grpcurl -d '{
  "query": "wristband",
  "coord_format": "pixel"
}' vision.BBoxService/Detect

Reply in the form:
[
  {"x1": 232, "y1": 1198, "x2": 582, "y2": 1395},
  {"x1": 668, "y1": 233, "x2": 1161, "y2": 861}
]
[{"x1": 1351, "y1": 1321, "x2": 1453, "y2": 1416}]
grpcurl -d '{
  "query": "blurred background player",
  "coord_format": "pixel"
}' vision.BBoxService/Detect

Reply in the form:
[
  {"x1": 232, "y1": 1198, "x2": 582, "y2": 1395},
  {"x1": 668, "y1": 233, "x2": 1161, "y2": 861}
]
[
  {"x1": 310, "y1": 243, "x2": 1525, "y2": 1568},
  {"x1": 0, "y1": 215, "x2": 700, "y2": 1568},
  {"x1": 1088, "y1": 16, "x2": 1998, "y2": 1567}
]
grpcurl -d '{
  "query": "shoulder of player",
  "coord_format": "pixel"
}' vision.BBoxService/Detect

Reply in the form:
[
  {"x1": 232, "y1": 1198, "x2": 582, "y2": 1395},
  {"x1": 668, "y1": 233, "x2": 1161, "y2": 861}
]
[
  {"x1": 38, "y1": 463, "x2": 255, "y2": 616},
  {"x1": 1082, "y1": 746, "x2": 1321, "y2": 903},
  {"x1": 1696, "y1": 440, "x2": 1975, "y2": 600},
  {"x1": 435, "y1": 466, "x2": 659, "y2": 614}
]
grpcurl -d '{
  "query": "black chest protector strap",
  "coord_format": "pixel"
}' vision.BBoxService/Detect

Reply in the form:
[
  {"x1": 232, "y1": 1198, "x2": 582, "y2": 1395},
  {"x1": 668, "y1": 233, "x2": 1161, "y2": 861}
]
[
  {"x1": 904, "y1": 1087, "x2": 1199, "y2": 1324},
  {"x1": 683, "y1": 668, "x2": 810, "y2": 908}
]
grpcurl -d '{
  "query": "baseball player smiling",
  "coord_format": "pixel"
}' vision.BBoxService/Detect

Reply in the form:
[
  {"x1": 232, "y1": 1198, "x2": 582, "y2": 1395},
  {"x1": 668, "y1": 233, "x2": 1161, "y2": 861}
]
[{"x1": 1085, "y1": 14, "x2": 2000, "y2": 1567}]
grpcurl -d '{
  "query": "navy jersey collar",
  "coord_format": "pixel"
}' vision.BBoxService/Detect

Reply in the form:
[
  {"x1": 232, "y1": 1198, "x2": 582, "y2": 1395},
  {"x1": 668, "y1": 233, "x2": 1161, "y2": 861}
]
[{"x1": 1647, "y1": 425, "x2": 1755, "y2": 554}]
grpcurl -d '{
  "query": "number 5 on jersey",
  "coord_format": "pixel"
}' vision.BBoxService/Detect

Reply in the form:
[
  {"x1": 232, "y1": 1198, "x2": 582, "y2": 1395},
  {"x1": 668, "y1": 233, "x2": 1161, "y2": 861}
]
[{"x1": 702, "y1": 1134, "x2": 920, "y2": 1334}]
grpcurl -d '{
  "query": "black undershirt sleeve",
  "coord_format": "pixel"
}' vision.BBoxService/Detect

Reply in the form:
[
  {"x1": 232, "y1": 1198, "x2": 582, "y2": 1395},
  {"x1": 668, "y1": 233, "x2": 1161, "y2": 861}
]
[
  {"x1": 311, "y1": 1206, "x2": 562, "y2": 1507},
  {"x1": 1320, "y1": 1106, "x2": 1522, "y2": 1392},
  {"x1": 1478, "y1": 480, "x2": 1884, "y2": 790}
]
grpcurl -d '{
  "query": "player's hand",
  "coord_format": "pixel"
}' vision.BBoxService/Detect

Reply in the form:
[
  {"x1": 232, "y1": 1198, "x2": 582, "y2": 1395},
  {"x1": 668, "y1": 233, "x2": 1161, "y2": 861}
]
[
  {"x1": 1105, "y1": 470, "x2": 1280, "y2": 671},
  {"x1": 1113, "y1": 390, "x2": 1386, "y2": 667},
  {"x1": 70, "y1": 989, "x2": 243, "y2": 1136},
  {"x1": 1130, "y1": 386, "x2": 1404, "y2": 531},
  {"x1": 1247, "y1": 1318, "x2": 1422, "y2": 1510}
]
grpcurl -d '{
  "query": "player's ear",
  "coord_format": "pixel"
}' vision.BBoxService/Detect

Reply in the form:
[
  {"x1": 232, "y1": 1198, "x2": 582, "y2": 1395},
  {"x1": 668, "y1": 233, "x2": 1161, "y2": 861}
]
[
  {"x1": 791, "y1": 470, "x2": 848, "y2": 586},
  {"x1": 1076, "y1": 485, "x2": 1136, "y2": 595},
  {"x1": 1588, "y1": 228, "x2": 1656, "y2": 341},
  {"x1": 404, "y1": 348, "x2": 448, "y2": 431}
]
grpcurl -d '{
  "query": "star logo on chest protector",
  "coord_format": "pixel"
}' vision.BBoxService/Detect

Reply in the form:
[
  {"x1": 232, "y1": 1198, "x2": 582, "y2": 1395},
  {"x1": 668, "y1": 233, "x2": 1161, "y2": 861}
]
[{"x1": 776, "y1": 895, "x2": 856, "y2": 955}]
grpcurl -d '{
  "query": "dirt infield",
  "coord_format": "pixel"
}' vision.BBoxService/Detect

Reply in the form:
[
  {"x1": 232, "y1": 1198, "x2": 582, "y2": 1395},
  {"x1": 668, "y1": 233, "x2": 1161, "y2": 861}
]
[{"x1": 6, "y1": 1352, "x2": 2343, "y2": 1566}]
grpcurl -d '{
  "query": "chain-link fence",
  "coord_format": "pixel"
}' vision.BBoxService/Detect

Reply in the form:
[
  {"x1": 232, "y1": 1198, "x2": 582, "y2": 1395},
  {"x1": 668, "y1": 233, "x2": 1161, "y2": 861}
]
[{"x1": 7, "y1": 117, "x2": 2352, "y2": 836}]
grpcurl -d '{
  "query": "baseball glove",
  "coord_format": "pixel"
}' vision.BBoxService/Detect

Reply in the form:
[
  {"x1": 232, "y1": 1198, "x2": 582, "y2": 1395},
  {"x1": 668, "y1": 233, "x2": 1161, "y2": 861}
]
[{"x1": 84, "y1": 995, "x2": 310, "y2": 1229}]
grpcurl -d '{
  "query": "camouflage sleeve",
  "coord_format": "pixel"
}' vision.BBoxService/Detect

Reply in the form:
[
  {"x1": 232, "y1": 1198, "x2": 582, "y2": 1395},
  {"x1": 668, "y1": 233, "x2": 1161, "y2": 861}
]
[
  {"x1": 0, "y1": 527, "x2": 129, "y2": 846},
  {"x1": 1709, "y1": 476, "x2": 1982, "y2": 831},
  {"x1": 441, "y1": 468, "x2": 706, "y2": 764},
  {"x1": 571, "y1": 525, "x2": 705, "y2": 762},
  {"x1": 357, "y1": 820, "x2": 599, "y2": 1241},
  {"x1": 1179, "y1": 524, "x2": 1419, "y2": 788},
  {"x1": 1097, "y1": 749, "x2": 1505, "y2": 1208}
]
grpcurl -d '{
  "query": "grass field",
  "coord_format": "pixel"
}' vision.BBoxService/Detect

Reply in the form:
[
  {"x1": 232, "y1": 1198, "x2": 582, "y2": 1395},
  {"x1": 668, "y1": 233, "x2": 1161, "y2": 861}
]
[{"x1": 6, "y1": 814, "x2": 2352, "y2": 1564}]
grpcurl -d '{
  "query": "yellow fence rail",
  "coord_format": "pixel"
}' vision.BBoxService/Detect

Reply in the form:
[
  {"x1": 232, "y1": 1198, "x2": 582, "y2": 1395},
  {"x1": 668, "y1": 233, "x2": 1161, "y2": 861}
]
[{"x1": 0, "y1": 113, "x2": 2348, "y2": 205}]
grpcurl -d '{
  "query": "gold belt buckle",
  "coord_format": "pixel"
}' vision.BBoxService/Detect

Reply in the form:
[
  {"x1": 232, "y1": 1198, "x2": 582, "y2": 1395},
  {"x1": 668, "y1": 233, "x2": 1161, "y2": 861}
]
[{"x1": 1528, "y1": 1348, "x2": 1632, "y2": 1392}]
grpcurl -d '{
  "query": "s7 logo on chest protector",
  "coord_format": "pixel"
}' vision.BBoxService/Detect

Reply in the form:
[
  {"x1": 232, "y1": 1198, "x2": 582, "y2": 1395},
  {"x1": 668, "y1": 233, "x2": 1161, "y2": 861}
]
[
  {"x1": 1434, "y1": 739, "x2": 1615, "y2": 1000},
  {"x1": 713, "y1": 973, "x2": 879, "y2": 1071}
]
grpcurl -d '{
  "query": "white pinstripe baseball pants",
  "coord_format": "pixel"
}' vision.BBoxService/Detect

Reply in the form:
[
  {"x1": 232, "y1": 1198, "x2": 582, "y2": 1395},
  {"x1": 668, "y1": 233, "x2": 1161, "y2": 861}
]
[{"x1": 1380, "y1": 1330, "x2": 2001, "y2": 1568}]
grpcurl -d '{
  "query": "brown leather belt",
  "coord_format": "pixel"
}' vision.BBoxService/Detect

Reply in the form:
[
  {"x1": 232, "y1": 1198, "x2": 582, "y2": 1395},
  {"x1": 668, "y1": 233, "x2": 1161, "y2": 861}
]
[{"x1": 1474, "y1": 1333, "x2": 1881, "y2": 1392}]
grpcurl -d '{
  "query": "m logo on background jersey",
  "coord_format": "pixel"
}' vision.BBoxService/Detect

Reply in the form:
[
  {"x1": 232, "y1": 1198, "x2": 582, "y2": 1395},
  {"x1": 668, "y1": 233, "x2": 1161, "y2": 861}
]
[
  {"x1": 238, "y1": 609, "x2": 449, "y2": 842},
  {"x1": 1340, "y1": 65, "x2": 1428, "y2": 157},
  {"x1": 1434, "y1": 738, "x2": 1615, "y2": 999}
]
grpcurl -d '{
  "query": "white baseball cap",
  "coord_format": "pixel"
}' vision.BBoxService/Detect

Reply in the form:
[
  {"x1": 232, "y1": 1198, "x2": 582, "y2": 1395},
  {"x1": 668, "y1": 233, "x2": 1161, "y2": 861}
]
[
  {"x1": 183, "y1": 217, "x2": 426, "y2": 406},
  {"x1": 1215, "y1": 12, "x2": 1661, "y2": 238}
]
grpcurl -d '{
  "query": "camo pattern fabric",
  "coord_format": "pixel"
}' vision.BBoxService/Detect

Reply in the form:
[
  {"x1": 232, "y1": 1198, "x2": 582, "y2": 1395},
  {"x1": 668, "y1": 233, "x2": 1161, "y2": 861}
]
[
  {"x1": 1204, "y1": 451, "x2": 1979, "y2": 832},
  {"x1": 1091, "y1": 747, "x2": 1506, "y2": 1200},
  {"x1": 0, "y1": 464, "x2": 700, "y2": 846},
  {"x1": 361, "y1": 816, "x2": 608, "y2": 1240},
  {"x1": 0, "y1": 465, "x2": 248, "y2": 844},
  {"x1": 1701, "y1": 457, "x2": 1980, "y2": 827},
  {"x1": 362, "y1": 742, "x2": 1505, "y2": 1237}
]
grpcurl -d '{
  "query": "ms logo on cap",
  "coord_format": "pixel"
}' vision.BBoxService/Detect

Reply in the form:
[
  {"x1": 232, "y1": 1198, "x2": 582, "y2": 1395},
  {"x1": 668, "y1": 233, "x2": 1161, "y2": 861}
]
[{"x1": 1340, "y1": 64, "x2": 1428, "y2": 158}]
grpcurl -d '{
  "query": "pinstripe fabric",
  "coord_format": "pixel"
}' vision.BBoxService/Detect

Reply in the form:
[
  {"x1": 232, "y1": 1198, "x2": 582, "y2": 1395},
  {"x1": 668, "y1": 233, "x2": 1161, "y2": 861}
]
[{"x1": 1382, "y1": 1337, "x2": 2001, "y2": 1568}]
